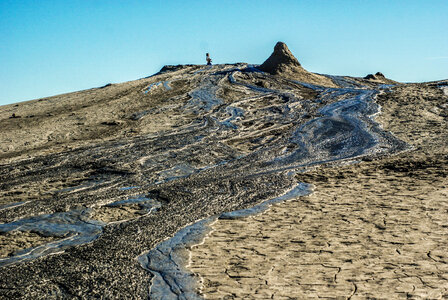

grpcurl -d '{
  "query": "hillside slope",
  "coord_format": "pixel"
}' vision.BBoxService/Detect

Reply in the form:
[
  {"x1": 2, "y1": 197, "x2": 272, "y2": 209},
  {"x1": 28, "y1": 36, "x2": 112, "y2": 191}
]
[{"x1": 0, "y1": 44, "x2": 447, "y2": 299}]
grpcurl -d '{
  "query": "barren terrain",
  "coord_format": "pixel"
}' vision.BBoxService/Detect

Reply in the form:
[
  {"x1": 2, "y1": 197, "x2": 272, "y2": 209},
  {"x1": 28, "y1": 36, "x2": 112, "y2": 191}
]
[
  {"x1": 188, "y1": 83, "x2": 448, "y2": 299},
  {"x1": 0, "y1": 43, "x2": 447, "y2": 299}
]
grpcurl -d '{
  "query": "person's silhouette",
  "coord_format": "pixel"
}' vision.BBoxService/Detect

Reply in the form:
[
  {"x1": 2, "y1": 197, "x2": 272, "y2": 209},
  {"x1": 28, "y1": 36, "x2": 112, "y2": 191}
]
[{"x1": 206, "y1": 53, "x2": 212, "y2": 65}]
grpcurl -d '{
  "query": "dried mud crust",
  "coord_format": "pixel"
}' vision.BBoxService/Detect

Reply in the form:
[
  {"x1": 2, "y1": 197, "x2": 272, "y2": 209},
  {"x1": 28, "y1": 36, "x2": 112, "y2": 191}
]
[
  {"x1": 90, "y1": 204, "x2": 143, "y2": 223},
  {"x1": 0, "y1": 231, "x2": 56, "y2": 258},
  {"x1": 188, "y1": 83, "x2": 448, "y2": 298}
]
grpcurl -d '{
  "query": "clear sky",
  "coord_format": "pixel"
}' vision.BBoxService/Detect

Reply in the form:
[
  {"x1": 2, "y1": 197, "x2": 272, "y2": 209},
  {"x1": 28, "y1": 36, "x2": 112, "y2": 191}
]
[{"x1": 1, "y1": 0, "x2": 447, "y2": 105}]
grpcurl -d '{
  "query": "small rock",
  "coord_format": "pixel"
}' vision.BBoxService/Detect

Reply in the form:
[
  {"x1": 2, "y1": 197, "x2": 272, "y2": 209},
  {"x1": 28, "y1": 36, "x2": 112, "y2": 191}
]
[
  {"x1": 9, "y1": 113, "x2": 21, "y2": 119},
  {"x1": 255, "y1": 81, "x2": 269, "y2": 88},
  {"x1": 99, "y1": 83, "x2": 112, "y2": 89},
  {"x1": 101, "y1": 120, "x2": 122, "y2": 126}
]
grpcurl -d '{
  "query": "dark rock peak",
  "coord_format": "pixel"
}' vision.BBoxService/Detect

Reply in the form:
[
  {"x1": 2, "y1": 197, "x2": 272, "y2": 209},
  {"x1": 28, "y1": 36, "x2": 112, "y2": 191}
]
[
  {"x1": 364, "y1": 72, "x2": 386, "y2": 80},
  {"x1": 259, "y1": 42, "x2": 302, "y2": 74}
]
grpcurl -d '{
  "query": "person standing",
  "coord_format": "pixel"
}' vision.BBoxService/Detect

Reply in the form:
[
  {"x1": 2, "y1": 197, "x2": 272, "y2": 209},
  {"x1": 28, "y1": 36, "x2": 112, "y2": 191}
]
[{"x1": 206, "y1": 53, "x2": 212, "y2": 65}]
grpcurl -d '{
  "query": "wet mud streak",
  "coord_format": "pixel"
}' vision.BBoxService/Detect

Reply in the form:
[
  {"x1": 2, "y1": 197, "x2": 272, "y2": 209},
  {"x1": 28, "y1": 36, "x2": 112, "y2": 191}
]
[
  {"x1": 138, "y1": 218, "x2": 215, "y2": 300},
  {"x1": 269, "y1": 81, "x2": 408, "y2": 170},
  {"x1": 0, "y1": 209, "x2": 103, "y2": 267},
  {"x1": 270, "y1": 89, "x2": 383, "y2": 167},
  {"x1": 220, "y1": 183, "x2": 310, "y2": 219},
  {"x1": 0, "y1": 193, "x2": 162, "y2": 266}
]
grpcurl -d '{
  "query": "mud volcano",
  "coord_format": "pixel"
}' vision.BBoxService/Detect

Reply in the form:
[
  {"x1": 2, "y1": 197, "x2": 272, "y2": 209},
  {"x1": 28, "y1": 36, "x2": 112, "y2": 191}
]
[
  {"x1": 259, "y1": 42, "x2": 337, "y2": 87},
  {"x1": 0, "y1": 43, "x2": 447, "y2": 299}
]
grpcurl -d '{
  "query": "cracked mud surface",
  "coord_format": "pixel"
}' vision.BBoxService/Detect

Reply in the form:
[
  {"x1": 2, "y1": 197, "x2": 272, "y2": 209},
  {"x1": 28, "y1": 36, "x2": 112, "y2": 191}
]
[
  {"x1": 188, "y1": 83, "x2": 448, "y2": 299},
  {"x1": 189, "y1": 154, "x2": 448, "y2": 299}
]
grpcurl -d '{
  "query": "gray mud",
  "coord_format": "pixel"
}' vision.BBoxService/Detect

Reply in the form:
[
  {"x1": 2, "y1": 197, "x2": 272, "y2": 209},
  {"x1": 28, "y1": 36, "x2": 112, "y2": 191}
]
[
  {"x1": 0, "y1": 209, "x2": 103, "y2": 267},
  {"x1": 107, "y1": 195, "x2": 161, "y2": 213},
  {"x1": 0, "y1": 64, "x2": 411, "y2": 299}
]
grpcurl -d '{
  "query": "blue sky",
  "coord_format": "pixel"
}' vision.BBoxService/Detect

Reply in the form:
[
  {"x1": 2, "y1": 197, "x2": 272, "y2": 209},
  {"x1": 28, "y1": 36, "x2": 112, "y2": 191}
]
[{"x1": 1, "y1": 0, "x2": 447, "y2": 105}]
